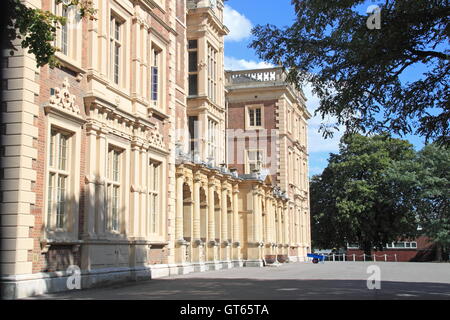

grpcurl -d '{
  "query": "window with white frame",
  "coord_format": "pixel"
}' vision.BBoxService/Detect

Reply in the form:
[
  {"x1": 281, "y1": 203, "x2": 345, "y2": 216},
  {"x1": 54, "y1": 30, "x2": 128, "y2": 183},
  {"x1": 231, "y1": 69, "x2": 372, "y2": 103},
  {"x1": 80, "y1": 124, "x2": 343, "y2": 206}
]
[
  {"x1": 246, "y1": 150, "x2": 264, "y2": 174},
  {"x1": 107, "y1": 147, "x2": 123, "y2": 233},
  {"x1": 110, "y1": 14, "x2": 123, "y2": 85},
  {"x1": 302, "y1": 161, "x2": 307, "y2": 190},
  {"x1": 247, "y1": 105, "x2": 263, "y2": 128},
  {"x1": 188, "y1": 39, "x2": 198, "y2": 96},
  {"x1": 386, "y1": 241, "x2": 417, "y2": 249},
  {"x1": 148, "y1": 159, "x2": 161, "y2": 234},
  {"x1": 150, "y1": 44, "x2": 162, "y2": 106},
  {"x1": 207, "y1": 118, "x2": 218, "y2": 165},
  {"x1": 207, "y1": 44, "x2": 217, "y2": 102},
  {"x1": 53, "y1": 1, "x2": 74, "y2": 56},
  {"x1": 52, "y1": 1, "x2": 83, "y2": 66},
  {"x1": 287, "y1": 108, "x2": 292, "y2": 133},
  {"x1": 47, "y1": 128, "x2": 72, "y2": 230},
  {"x1": 301, "y1": 122, "x2": 306, "y2": 146}
]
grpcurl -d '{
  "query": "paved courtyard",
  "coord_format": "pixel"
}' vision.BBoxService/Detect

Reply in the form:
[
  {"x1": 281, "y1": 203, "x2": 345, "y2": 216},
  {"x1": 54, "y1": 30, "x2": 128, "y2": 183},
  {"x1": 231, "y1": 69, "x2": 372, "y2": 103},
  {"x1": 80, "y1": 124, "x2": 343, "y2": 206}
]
[{"x1": 29, "y1": 262, "x2": 450, "y2": 300}]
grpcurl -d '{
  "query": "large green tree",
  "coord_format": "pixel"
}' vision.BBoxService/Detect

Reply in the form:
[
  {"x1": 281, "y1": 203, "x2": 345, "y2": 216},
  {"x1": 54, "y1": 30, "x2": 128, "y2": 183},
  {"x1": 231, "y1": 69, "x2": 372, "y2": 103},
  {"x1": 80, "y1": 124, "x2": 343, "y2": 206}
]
[
  {"x1": 4, "y1": 0, "x2": 95, "y2": 68},
  {"x1": 251, "y1": 0, "x2": 450, "y2": 145},
  {"x1": 310, "y1": 134, "x2": 420, "y2": 257},
  {"x1": 415, "y1": 143, "x2": 450, "y2": 261}
]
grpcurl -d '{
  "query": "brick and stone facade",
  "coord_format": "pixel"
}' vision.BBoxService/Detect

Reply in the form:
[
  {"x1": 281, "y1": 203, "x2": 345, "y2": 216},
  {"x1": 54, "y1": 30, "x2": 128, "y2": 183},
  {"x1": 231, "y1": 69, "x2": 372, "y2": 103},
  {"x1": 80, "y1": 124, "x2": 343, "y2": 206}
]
[{"x1": 1, "y1": 0, "x2": 311, "y2": 299}]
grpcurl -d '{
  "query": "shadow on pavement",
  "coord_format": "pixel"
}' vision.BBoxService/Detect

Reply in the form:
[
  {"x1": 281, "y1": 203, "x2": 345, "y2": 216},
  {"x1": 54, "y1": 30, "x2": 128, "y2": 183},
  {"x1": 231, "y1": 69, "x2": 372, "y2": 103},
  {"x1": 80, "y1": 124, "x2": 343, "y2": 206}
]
[{"x1": 29, "y1": 278, "x2": 450, "y2": 300}]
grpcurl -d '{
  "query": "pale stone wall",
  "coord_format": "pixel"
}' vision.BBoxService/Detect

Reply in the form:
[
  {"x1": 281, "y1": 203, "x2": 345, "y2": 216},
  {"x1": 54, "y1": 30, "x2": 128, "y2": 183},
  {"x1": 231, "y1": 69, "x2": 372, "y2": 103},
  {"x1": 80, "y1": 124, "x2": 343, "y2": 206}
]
[
  {"x1": 1, "y1": 0, "x2": 311, "y2": 299},
  {"x1": 1, "y1": 0, "x2": 41, "y2": 298}
]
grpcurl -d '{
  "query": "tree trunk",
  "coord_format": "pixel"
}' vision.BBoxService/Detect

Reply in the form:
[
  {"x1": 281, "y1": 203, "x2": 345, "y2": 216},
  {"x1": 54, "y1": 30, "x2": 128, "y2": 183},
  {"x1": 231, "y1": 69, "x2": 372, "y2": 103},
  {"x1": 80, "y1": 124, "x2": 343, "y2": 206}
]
[{"x1": 435, "y1": 243, "x2": 443, "y2": 262}]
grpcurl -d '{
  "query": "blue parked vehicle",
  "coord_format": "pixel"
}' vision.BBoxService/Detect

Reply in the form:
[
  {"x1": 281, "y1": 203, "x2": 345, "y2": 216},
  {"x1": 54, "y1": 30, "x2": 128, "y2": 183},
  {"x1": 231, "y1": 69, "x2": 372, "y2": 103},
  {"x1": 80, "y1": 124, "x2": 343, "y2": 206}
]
[{"x1": 307, "y1": 253, "x2": 326, "y2": 264}]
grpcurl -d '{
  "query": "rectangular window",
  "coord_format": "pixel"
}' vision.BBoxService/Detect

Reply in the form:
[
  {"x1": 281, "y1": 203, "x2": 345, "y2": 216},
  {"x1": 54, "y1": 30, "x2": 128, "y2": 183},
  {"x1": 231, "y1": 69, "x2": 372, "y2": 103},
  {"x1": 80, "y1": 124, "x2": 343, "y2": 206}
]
[
  {"x1": 148, "y1": 160, "x2": 161, "y2": 234},
  {"x1": 151, "y1": 66, "x2": 158, "y2": 101},
  {"x1": 188, "y1": 39, "x2": 198, "y2": 96},
  {"x1": 207, "y1": 119, "x2": 217, "y2": 165},
  {"x1": 47, "y1": 128, "x2": 71, "y2": 230},
  {"x1": 255, "y1": 108, "x2": 261, "y2": 126},
  {"x1": 287, "y1": 109, "x2": 292, "y2": 133},
  {"x1": 110, "y1": 15, "x2": 122, "y2": 85},
  {"x1": 189, "y1": 74, "x2": 198, "y2": 96},
  {"x1": 188, "y1": 51, "x2": 198, "y2": 73},
  {"x1": 54, "y1": 2, "x2": 70, "y2": 56},
  {"x1": 61, "y1": 6, "x2": 69, "y2": 55},
  {"x1": 188, "y1": 39, "x2": 198, "y2": 49},
  {"x1": 248, "y1": 106, "x2": 262, "y2": 127},
  {"x1": 107, "y1": 147, "x2": 122, "y2": 232},
  {"x1": 207, "y1": 44, "x2": 217, "y2": 102},
  {"x1": 387, "y1": 241, "x2": 418, "y2": 249},
  {"x1": 151, "y1": 46, "x2": 162, "y2": 103},
  {"x1": 188, "y1": 116, "x2": 199, "y2": 156},
  {"x1": 246, "y1": 150, "x2": 264, "y2": 174}
]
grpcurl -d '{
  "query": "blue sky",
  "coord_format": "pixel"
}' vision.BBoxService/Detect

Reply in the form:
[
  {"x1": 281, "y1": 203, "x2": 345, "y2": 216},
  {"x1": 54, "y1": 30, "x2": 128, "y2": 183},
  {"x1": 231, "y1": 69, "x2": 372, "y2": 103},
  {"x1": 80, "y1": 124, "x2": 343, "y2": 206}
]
[{"x1": 223, "y1": 0, "x2": 427, "y2": 177}]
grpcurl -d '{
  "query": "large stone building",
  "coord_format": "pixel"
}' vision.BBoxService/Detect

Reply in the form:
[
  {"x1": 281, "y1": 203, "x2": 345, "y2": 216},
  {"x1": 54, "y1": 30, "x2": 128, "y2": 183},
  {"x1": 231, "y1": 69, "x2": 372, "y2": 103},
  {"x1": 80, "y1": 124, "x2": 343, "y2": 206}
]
[{"x1": 0, "y1": 0, "x2": 311, "y2": 299}]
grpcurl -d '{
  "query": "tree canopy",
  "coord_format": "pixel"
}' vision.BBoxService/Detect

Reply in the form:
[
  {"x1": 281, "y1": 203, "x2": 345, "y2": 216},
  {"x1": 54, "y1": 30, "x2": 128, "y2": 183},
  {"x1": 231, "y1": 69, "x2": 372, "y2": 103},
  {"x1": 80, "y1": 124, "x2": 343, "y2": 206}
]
[
  {"x1": 311, "y1": 133, "x2": 450, "y2": 261},
  {"x1": 250, "y1": 0, "x2": 450, "y2": 146},
  {"x1": 5, "y1": 0, "x2": 96, "y2": 68},
  {"x1": 415, "y1": 143, "x2": 450, "y2": 261},
  {"x1": 310, "y1": 134, "x2": 420, "y2": 256}
]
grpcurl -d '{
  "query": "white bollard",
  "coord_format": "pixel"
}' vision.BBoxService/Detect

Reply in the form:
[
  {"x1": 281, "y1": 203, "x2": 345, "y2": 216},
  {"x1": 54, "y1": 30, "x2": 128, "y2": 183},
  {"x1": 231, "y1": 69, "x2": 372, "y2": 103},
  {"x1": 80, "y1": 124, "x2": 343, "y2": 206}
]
[
  {"x1": 363, "y1": 254, "x2": 366, "y2": 262},
  {"x1": 343, "y1": 254, "x2": 346, "y2": 262},
  {"x1": 384, "y1": 254, "x2": 387, "y2": 262},
  {"x1": 353, "y1": 254, "x2": 355, "y2": 262},
  {"x1": 333, "y1": 254, "x2": 335, "y2": 262},
  {"x1": 373, "y1": 254, "x2": 376, "y2": 262},
  {"x1": 395, "y1": 254, "x2": 397, "y2": 262}
]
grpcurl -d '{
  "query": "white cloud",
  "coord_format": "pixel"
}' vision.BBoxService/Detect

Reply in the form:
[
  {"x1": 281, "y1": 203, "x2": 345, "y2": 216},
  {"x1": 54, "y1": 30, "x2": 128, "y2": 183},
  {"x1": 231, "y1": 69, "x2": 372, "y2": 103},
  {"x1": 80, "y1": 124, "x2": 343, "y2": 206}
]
[
  {"x1": 224, "y1": 56, "x2": 274, "y2": 71},
  {"x1": 223, "y1": 5, "x2": 252, "y2": 42},
  {"x1": 303, "y1": 83, "x2": 344, "y2": 153}
]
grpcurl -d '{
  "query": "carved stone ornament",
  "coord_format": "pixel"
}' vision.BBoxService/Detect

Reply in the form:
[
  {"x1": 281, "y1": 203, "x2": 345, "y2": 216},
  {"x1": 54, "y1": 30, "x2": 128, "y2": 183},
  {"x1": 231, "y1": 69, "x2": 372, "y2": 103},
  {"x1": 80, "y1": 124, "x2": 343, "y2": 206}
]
[
  {"x1": 147, "y1": 128, "x2": 165, "y2": 150},
  {"x1": 48, "y1": 78, "x2": 81, "y2": 115}
]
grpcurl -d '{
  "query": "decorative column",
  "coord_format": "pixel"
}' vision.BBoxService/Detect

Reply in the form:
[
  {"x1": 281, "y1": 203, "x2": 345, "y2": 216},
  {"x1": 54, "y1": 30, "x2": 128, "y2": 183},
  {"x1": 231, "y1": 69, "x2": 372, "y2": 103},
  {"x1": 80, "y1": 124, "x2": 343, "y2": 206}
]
[
  {"x1": 96, "y1": 130, "x2": 107, "y2": 236},
  {"x1": 245, "y1": 185, "x2": 263, "y2": 267},
  {"x1": 130, "y1": 15, "x2": 141, "y2": 98},
  {"x1": 277, "y1": 203, "x2": 283, "y2": 256},
  {"x1": 140, "y1": 148, "x2": 147, "y2": 237},
  {"x1": 192, "y1": 174, "x2": 205, "y2": 270},
  {"x1": 296, "y1": 206, "x2": 301, "y2": 259},
  {"x1": 130, "y1": 143, "x2": 141, "y2": 238},
  {"x1": 207, "y1": 178, "x2": 218, "y2": 264},
  {"x1": 84, "y1": 128, "x2": 98, "y2": 238},
  {"x1": 264, "y1": 195, "x2": 271, "y2": 257},
  {"x1": 175, "y1": 171, "x2": 187, "y2": 264},
  {"x1": 283, "y1": 204, "x2": 289, "y2": 256},
  {"x1": 232, "y1": 185, "x2": 241, "y2": 264},
  {"x1": 221, "y1": 185, "x2": 231, "y2": 266}
]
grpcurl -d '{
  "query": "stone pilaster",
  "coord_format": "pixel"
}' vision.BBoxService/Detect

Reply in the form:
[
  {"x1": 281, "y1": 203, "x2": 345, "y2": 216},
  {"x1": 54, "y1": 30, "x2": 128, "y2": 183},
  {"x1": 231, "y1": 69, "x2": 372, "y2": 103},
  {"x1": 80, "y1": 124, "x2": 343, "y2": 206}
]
[{"x1": 0, "y1": 0, "x2": 40, "y2": 298}]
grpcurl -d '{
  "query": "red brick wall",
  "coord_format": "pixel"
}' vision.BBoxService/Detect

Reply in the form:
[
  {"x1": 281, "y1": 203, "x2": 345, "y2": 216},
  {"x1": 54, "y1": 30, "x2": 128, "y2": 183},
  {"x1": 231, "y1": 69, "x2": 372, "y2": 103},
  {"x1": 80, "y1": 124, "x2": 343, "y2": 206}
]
[
  {"x1": 346, "y1": 236, "x2": 434, "y2": 262},
  {"x1": 227, "y1": 100, "x2": 278, "y2": 130},
  {"x1": 227, "y1": 99, "x2": 278, "y2": 176}
]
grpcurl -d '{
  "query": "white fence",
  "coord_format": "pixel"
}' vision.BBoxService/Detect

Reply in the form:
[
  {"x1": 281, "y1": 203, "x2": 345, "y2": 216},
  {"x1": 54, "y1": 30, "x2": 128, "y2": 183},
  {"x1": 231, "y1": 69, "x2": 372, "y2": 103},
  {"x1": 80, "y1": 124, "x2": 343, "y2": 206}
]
[{"x1": 311, "y1": 253, "x2": 398, "y2": 262}]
